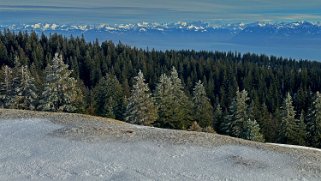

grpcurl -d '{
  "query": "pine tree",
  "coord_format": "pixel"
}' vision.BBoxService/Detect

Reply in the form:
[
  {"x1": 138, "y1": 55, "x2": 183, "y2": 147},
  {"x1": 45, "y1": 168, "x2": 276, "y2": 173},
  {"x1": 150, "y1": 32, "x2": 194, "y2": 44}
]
[
  {"x1": 236, "y1": 89, "x2": 250, "y2": 139},
  {"x1": 279, "y1": 93, "x2": 298, "y2": 144},
  {"x1": 306, "y1": 92, "x2": 321, "y2": 147},
  {"x1": 213, "y1": 104, "x2": 223, "y2": 132},
  {"x1": 155, "y1": 67, "x2": 192, "y2": 129},
  {"x1": 223, "y1": 89, "x2": 249, "y2": 138},
  {"x1": 11, "y1": 65, "x2": 38, "y2": 110},
  {"x1": 294, "y1": 111, "x2": 306, "y2": 146},
  {"x1": 221, "y1": 98, "x2": 236, "y2": 136},
  {"x1": 0, "y1": 65, "x2": 13, "y2": 108},
  {"x1": 125, "y1": 70, "x2": 158, "y2": 126},
  {"x1": 244, "y1": 118, "x2": 265, "y2": 142},
  {"x1": 38, "y1": 53, "x2": 83, "y2": 112},
  {"x1": 93, "y1": 74, "x2": 125, "y2": 119},
  {"x1": 169, "y1": 67, "x2": 193, "y2": 128},
  {"x1": 314, "y1": 92, "x2": 321, "y2": 148},
  {"x1": 192, "y1": 80, "x2": 213, "y2": 128}
]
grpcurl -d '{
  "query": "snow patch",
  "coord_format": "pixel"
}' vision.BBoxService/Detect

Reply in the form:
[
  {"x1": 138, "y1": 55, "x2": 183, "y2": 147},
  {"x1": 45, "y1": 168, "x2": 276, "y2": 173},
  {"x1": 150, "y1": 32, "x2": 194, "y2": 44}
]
[{"x1": 267, "y1": 143, "x2": 321, "y2": 152}]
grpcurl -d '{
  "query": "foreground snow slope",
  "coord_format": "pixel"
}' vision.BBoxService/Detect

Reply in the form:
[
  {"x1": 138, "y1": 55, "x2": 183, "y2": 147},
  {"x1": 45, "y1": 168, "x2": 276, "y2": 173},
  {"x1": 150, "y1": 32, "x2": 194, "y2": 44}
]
[{"x1": 0, "y1": 109, "x2": 320, "y2": 180}]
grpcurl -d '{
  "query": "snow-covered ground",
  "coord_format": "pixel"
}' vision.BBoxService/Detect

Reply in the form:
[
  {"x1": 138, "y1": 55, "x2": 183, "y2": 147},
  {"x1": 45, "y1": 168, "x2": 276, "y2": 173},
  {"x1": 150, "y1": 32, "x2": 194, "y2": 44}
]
[{"x1": 0, "y1": 117, "x2": 320, "y2": 180}]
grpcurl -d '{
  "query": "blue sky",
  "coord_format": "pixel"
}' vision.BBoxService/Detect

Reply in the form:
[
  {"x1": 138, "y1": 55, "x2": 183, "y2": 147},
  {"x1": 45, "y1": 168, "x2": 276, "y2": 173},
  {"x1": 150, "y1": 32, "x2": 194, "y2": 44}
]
[{"x1": 1, "y1": 0, "x2": 321, "y2": 24}]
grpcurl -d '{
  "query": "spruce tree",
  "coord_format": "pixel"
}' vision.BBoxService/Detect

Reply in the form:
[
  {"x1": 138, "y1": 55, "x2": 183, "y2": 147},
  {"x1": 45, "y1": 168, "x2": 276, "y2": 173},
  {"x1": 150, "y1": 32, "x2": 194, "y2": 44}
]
[
  {"x1": 235, "y1": 89, "x2": 250, "y2": 139},
  {"x1": 223, "y1": 89, "x2": 250, "y2": 138},
  {"x1": 38, "y1": 53, "x2": 83, "y2": 112},
  {"x1": 222, "y1": 98, "x2": 237, "y2": 136},
  {"x1": 294, "y1": 111, "x2": 306, "y2": 146},
  {"x1": 306, "y1": 92, "x2": 321, "y2": 147},
  {"x1": 155, "y1": 67, "x2": 192, "y2": 129},
  {"x1": 93, "y1": 74, "x2": 125, "y2": 119},
  {"x1": 279, "y1": 93, "x2": 298, "y2": 144},
  {"x1": 125, "y1": 70, "x2": 158, "y2": 126},
  {"x1": 0, "y1": 65, "x2": 13, "y2": 108},
  {"x1": 11, "y1": 65, "x2": 38, "y2": 110},
  {"x1": 192, "y1": 80, "x2": 213, "y2": 128},
  {"x1": 244, "y1": 118, "x2": 265, "y2": 142},
  {"x1": 155, "y1": 74, "x2": 175, "y2": 128},
  {"x1": 169, "y1": 67, "x2": 193, "y2": 129},
  {"x1": 213, "y1": 104, "x2": 223, "y2": 132},
  {"x1": 314, "y1": 92, "x2": 321, "y2": 148}
]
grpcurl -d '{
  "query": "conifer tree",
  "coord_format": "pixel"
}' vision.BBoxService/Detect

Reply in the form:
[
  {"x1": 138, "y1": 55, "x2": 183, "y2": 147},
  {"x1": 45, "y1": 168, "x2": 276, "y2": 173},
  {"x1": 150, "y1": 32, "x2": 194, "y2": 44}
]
[
  {"x1": 314, "y1": 92, "x2": 321, "y2": 148},
  {"x1": 93, "y1": 74, "x2": 125, "y2": 119},
  {"x1": 235, "y1": 89, "x2": 250, "y2": 138},
  {"x1": 38, "y1": 53, "x2": 83, "y2": 112},
  {"x1": 223, "y1": 89, "x2": 249, "y2": 138},
  {"x1": 294, "y1": 111, "x2": 306, "y2": 145},
  {"x1": 279, "y1": 93, "x2": 298, "y2": 144},
  {"x1": 306, "y1": 92, "x2": 321, "y2": 147},
  {"x1": 214, "y1": 104, "x2": 223, "y2": 132},
  {"x1": 169, "y1": 67, "x2": 193, "y2": 128},
  {"x1": 221, "y1": 98, "x2": 236, "y2": 135},
  {"x1": 244, "y1": 118, "x2": 265, "y2": 142},
  {"x1": 0, "y1": 65, "x2": 13, "y2": 108},
  {"x1": 125, "y1": 70, "x2": 158, "y2": 126},
  {"x1": 11, "y1": 65, "x2": 38, "y2": 110},
  {"x1": 192, "y1": 80, "x2": 213, "y2": 128},
  {"x1": 155, "y1": 67, "x2": 192, "y2": 129}
]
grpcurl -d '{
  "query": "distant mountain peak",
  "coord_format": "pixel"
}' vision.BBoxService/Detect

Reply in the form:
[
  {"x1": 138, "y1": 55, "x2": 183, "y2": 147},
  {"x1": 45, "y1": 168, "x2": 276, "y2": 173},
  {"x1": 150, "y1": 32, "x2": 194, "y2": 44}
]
[{"x1": 2, "y1": 21, "x2": 320, "y2": 34}]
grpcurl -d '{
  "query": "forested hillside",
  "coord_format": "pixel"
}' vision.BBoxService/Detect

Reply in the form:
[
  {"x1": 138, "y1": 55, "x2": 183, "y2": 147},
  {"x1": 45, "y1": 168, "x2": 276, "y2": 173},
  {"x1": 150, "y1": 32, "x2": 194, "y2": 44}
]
[{"x1": 1, "y1": 30, "x2": 321, "y2": 148}]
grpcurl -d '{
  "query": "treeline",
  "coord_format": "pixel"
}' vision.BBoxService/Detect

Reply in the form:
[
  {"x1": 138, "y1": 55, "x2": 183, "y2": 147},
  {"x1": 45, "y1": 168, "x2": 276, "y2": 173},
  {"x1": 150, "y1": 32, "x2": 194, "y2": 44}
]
[{"x1": 0, "y1": 30, "x2": 321, "y2": 147}]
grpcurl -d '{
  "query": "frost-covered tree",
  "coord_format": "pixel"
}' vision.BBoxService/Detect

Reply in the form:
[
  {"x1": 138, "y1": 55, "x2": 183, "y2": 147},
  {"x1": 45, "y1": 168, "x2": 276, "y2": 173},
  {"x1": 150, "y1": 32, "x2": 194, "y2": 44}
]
[
  {"x1": 0, "y1": 65, "x2": 13, "y2": 108},
  {"x1": 278, "y1": 93, "x2": 298, "y2": 144},
  {"x1": 155, "y1": 74, "x2": 175, "y2": 128},
  {"x1": 155, "y1": 67, "x2": 192, "y2": 129},
  {"x1": 125, "y1": 70, "x2": 158, "y2": 126},
  {"x1": 223, "y1": 89, "x2": 249, "y2": 138},
  {"x1": 93, "y1": 74, "x2": 125, "y2": 119},
  {"x1": 38, "y1": 53, "x2": 83, "y2": 112},
  {"x1": 192, "y1": 80, "x2": 213, "y2": 128},
  {"x1": 244, "y1": 118, "x2": 265, "y2": 142},
  {"x1": 11, "y1": 65, "x2": 38, "y2": 110}
]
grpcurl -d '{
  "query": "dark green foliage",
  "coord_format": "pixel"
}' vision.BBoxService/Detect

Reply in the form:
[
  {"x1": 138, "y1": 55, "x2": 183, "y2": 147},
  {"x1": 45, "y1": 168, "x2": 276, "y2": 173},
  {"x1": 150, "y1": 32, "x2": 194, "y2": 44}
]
[
  {"x1": 213, "y1": 104, "x2": 223, "y2": 132},
  {"x1": 223, "y1": 89, "x2": 250, "y2": 138},
  {"x1": 192, "y1": 80, "x2": 213, "y2": 128},
  {"x1": 306, "y1": 92, "x2": 321, "y2": 148},
  {"x1": 155, "y1": 67, "x2": 193, "y2": 129},
  {"x1": 279, "y1": 93, "x2": 306, "y2": 145},
  {"x1": 244, "y1": 118, "x2": 265, "y2": 142},
  {"x1": 93, "y1": 74, "x2": 125, "y2": 120}
]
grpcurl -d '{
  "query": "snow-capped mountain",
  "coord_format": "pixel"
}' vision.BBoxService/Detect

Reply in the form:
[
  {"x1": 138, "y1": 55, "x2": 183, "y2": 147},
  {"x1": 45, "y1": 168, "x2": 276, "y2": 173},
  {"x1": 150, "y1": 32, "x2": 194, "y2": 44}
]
[
  {"x1": 1, "y1": 21, "x2": 321, "y2": 60},
  {"x1": 2, "y1": 21, "x2": 321, "y2": 34}
]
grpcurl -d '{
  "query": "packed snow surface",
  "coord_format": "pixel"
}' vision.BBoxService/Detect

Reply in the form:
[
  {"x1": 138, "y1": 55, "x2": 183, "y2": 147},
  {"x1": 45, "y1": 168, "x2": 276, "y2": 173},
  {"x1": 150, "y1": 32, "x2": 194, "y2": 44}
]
[{"x1": 0, "y1": 118, "x2": 319, "y2": 180}]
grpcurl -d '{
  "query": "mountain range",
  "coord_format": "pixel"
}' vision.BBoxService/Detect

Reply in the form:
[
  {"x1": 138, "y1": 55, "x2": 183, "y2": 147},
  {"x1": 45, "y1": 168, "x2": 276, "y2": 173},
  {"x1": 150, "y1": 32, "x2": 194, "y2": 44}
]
[{"x1": 1, "y1": 21, "x2": 321, "y2": 60}]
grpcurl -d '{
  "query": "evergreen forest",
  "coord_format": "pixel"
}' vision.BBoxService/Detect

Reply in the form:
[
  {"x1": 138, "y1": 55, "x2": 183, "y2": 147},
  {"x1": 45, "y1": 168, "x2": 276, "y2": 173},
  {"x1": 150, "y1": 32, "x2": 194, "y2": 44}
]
[{"x1": 1, "y1": 30, "x2": 321, "y2": 148}]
